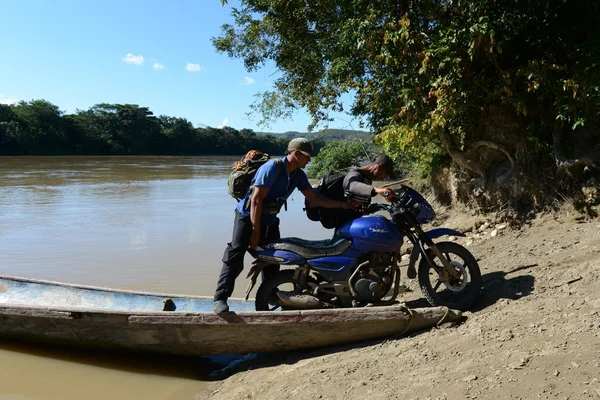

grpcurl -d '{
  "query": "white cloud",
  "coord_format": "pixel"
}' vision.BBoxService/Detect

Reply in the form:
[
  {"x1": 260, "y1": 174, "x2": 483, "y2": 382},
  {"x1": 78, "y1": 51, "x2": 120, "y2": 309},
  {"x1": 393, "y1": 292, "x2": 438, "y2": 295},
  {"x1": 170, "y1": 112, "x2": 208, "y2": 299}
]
[
  {"x1": 185, "y1": 63, "x2": 204, "y2": 72},
  {"x1": 153, "y1": 62, "x2": 165, "y2": 70},
  {"x1": 240, "y1": 77, "x2": 255, "y2": 85},
  {"x1": 122, "y1": 53, "x2": 145, "y2": 66},
  {"x1": 0, "y1": 94, "x2": 18, "y2": 105},
  {"x1": 217, "y1": 118, "x2": 229, "y2": 128}
]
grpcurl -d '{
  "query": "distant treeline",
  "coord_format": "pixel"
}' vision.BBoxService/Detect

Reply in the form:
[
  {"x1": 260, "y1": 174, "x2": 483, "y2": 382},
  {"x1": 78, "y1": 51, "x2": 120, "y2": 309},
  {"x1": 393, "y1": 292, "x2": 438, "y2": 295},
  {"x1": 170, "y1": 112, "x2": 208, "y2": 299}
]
[
  {"x1": 269, "y1": 129, "x2": 373, "y2": 143},
  {"x1": 0, "y1": 100, "x2": 372, "y2": 156}
]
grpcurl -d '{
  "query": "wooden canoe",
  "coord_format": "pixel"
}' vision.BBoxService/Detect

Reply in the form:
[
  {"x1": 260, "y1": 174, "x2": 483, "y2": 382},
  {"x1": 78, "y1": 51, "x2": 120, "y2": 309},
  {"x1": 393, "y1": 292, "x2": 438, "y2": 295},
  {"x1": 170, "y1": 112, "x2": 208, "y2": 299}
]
[{"x1": 0, "y1": 275, "x2": 462, "y2": 356}]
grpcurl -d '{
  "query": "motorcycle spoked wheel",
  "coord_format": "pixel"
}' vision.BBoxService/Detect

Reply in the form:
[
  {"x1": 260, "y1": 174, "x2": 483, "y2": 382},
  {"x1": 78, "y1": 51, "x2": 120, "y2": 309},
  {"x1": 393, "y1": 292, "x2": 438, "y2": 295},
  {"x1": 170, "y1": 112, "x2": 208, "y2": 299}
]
[
  {"x1": 418, "y1": 241, "x2": 482, "y2": 311},
  {"x1": 255, "y1": 269, "x2": 319, "y2": 311}
]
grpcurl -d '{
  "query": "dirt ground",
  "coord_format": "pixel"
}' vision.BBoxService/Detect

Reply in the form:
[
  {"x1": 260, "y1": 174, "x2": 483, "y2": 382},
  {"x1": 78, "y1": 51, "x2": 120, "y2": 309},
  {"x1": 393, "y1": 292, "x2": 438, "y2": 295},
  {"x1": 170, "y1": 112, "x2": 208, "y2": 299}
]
[{"x1": 197, "y1": 207, "x2": 600, "y2": 400}]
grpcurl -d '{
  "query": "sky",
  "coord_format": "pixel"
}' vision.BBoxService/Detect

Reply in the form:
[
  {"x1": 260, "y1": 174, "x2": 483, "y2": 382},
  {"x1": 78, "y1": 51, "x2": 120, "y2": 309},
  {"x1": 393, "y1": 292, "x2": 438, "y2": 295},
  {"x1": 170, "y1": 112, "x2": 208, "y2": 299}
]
[{"x1": 0, "y1": 0, "x2": 361, "y2": 133}]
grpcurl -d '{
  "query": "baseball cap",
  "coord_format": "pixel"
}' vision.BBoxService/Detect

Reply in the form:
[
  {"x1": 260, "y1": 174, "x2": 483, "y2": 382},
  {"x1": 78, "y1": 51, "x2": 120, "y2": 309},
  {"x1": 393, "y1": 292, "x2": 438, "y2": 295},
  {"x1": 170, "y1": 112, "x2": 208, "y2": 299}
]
[
  {"x1": 287, "y1": 138, "x2": 314, "y2": 157},
  {"x1": 375, "y1": 155, "x2": 394, "y2": 175}
]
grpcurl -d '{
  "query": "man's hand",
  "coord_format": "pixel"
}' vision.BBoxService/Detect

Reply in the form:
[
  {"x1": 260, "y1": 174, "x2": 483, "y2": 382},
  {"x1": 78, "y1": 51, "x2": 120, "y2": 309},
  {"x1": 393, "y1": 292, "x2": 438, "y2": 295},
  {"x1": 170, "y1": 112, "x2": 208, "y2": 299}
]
[
  {"x1": 373, "y1": 187, "x2": 395, "y2": 202},
  {"x1": 303, "y1": 188, "x2": 363, "y2": 210},
  {"x1": 249, "y1": 228, "x2": 261, "y2": 249}
]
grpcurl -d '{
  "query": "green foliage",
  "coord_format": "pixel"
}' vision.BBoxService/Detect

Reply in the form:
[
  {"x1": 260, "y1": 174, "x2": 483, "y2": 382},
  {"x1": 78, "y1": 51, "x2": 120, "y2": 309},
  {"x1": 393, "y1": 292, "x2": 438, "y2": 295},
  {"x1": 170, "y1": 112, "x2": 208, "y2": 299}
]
[
  {"x1": 0, "y1": 101, "x2": 377, "y2": 157},
  {"x1": 10, "y1": 100, "x2": 68, "y2": 154},
  {"x1": 215, "y1": 0, "x2": 600, "y2": 174},
  {"x1": 376, "y1": 124, "x2": 447, "y2": 180},
  {"x1": 0, "y1": 99, "x2": 291, "y2": 156},
  {"x1": 0, "y1": 105, "x2": 23, "y2": 154},
  {"x1": 73, "y1": 104, "x2": 162, "y2": 154},
  {"x1": 307, "y1": 140, "x2": 370, "y2": 179}
]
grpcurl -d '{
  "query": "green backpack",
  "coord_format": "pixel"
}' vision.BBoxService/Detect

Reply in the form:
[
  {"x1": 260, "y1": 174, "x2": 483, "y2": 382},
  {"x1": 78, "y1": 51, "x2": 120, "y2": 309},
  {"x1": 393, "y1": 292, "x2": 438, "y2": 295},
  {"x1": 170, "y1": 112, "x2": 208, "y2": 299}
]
[{"x1": 227, "y1": 150, "x2": 284, "y2": 200}]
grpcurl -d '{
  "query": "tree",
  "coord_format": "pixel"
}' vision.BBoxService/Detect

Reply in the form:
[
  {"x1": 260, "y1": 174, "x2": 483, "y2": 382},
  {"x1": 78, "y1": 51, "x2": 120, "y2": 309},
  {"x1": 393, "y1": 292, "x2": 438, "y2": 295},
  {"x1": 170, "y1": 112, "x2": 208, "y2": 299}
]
[
  {"x1": 0, "y1": 104, "x2": 24, "y2": 154},
  {"x1": 0, "y1": 99, "x2": 292, "y2": 156},
  {"x1": 10, "y1": 100, "x2": 68, "y2": 154},
  {"x1": 307, "y1": 140, "x2": 371, "y2": 179},
  {"x1": 75, "y1": 104, "x2": 162, "y2": 154},
  {"x1": 215, "y1": 0, "x2": 600, "y2": 210},
  {"x1": 158, "y1": 115, "x2": 198, "y2": 154}
]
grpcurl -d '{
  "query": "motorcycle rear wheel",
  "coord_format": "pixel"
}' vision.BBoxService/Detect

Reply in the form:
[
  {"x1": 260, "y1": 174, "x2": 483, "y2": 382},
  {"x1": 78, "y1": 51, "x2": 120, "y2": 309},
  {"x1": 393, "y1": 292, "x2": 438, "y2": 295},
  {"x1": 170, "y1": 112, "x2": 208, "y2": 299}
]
[
  {"x1": 255, "y1": 269, "x2": 317, "y2": 311},
  {"x1": 418, "y1": 241, "x2": 481, "y2": 311}
]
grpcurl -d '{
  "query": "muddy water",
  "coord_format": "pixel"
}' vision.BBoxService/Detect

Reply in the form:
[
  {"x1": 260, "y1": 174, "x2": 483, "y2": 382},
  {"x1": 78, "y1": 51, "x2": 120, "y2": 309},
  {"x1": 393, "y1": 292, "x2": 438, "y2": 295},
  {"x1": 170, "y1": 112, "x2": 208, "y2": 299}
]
[{"x1": 0, "y1": 156, "x2": 331, "y2": 400}]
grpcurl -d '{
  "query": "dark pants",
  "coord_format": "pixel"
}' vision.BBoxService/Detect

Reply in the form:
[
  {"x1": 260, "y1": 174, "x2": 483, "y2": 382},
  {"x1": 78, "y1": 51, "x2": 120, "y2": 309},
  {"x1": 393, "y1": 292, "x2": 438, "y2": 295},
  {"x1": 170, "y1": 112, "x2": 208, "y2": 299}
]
[{"x1": 214, "y1": 210, "x2": 281, "y2": 301}]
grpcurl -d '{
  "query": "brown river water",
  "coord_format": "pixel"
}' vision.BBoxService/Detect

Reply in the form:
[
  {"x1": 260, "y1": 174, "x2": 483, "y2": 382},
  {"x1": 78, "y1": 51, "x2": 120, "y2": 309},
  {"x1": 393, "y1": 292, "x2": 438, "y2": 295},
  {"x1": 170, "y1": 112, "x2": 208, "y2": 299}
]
[{"x1": 0, "y1": 156, "x2": 331, "y2": 400}]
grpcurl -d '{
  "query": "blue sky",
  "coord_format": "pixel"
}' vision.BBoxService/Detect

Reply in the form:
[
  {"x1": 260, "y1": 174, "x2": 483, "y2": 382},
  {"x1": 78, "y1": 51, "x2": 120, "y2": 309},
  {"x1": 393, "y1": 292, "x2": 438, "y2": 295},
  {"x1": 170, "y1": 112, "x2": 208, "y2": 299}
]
[{"x1": 0, "y1": 0, "x2": 361, "y2": 133}]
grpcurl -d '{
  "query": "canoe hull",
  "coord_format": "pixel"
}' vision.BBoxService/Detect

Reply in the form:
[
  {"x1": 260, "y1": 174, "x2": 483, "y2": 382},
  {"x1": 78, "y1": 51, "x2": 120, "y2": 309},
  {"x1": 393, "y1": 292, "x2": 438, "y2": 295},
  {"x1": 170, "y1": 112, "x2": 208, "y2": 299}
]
[{"x1": 0, "y1": 276, "x2": 461, "y2": 356}]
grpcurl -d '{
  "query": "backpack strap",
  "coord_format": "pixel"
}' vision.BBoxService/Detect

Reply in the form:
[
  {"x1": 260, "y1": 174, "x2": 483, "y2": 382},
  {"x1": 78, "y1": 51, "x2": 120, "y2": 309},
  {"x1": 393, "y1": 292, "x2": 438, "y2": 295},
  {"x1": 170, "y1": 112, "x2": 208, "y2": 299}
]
[
  {"x1": 274, "y1": 159, "x2": 287, "y2": 211},
  {"x1": 274, "y1": 158, "x2": 284, "y2": 178},
  {"x1": 244, "y1": 158, "x2": 287, "y2": 212}
]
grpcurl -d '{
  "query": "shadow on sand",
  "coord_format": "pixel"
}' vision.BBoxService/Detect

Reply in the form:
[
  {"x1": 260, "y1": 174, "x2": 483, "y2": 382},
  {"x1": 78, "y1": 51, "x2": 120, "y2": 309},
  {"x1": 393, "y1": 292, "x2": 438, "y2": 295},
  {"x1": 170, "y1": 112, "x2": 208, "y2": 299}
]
[
  {"x1": 402, "y1": 264, "x2": 537, "y2": 311},
  {"x1": 473, "y1": 264, "x2": 537, "y2": 311},
  {"x1": 208, "y1": 327, "x2": 433, "y2": 381}
]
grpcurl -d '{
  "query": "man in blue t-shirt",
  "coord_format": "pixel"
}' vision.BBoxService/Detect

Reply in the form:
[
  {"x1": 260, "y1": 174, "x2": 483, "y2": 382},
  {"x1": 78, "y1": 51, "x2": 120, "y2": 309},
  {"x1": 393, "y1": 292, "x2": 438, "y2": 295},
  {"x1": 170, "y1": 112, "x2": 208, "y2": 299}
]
[{"x1": 213, "y1": 138, "x2": 357, "y2": 313}]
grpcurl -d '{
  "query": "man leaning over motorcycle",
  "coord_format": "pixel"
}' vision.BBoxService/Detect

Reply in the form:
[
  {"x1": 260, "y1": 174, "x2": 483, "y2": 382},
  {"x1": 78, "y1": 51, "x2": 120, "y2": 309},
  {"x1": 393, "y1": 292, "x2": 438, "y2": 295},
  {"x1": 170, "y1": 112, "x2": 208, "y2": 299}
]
[{"x1": 213, "y1": 138, "x2": 359, "y2": 313}]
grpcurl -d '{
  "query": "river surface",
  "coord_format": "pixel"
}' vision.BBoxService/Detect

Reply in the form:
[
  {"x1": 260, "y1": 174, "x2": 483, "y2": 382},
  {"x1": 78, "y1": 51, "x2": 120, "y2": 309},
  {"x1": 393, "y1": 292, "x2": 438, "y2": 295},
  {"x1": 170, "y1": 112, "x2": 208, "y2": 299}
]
[{"x1": 0, "y1": 156, "x2": 332, "y2": 400}]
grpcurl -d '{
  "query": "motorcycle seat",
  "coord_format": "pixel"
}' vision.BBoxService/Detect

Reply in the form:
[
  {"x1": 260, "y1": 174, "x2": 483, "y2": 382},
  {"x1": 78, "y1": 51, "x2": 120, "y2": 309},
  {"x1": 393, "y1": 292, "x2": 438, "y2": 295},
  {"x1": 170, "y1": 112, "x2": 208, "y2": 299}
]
[{"x1": 264, "y1": 237, "x2": 351, "y2": 259}]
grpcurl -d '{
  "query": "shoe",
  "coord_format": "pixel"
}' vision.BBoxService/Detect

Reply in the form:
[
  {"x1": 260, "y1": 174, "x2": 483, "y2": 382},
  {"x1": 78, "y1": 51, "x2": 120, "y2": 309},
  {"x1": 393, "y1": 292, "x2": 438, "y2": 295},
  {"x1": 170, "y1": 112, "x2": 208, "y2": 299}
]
[{"x1": 214, "y1": 300, "x2": 229, "y2": 313}]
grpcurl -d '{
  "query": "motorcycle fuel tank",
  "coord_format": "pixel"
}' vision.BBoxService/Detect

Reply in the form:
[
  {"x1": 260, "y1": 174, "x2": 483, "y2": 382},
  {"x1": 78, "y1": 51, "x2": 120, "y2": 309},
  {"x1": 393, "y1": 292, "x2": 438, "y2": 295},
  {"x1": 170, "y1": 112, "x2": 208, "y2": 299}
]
[{"x1": 337, "y1": 215, "x2": 403, "y2": 252}]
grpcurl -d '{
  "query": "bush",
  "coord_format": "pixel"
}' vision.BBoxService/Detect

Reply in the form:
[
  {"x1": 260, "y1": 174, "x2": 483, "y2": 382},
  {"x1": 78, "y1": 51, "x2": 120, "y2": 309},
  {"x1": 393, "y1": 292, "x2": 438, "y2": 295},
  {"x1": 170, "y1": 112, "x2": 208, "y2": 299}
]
[{"x1": 307, "y1": 140, "x2": 371, "y2": 179}]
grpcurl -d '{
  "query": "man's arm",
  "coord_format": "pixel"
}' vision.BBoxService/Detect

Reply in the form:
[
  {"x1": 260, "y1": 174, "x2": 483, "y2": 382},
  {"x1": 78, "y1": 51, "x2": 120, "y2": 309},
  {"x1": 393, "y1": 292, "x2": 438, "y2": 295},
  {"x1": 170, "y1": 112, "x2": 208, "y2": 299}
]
[
  {"x1": 345, "y1": 172, "x2": 394, "y2": 202},
  {"x1": 301, "y1": 188, "x2": 356, "y2": 209},
  {"x1": 295, "y1": 168, "x2": 354, "y2": 209},
  {"x1": 249, "y1": 186, "x2": 268, "y2": 248},
  {"x1": 345, "y1": 173, "x2": 373, "y2": 200}
]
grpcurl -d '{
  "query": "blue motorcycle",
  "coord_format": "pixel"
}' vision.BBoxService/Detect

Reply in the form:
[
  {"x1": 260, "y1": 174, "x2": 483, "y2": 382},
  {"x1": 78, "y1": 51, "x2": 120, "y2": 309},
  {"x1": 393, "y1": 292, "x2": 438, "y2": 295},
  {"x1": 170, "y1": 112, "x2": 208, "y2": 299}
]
[{"x1": 246, "y1": 185, "x2": 481, "y2": 311}]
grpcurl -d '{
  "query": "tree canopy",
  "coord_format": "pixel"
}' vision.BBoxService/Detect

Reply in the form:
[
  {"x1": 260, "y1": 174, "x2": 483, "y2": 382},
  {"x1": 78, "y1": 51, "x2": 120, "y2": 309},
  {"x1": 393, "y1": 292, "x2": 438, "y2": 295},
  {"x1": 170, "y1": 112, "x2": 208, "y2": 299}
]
[
  {"x1": 215, "y1": 0, "x2": 600, "y2": 210},
  {"x1": 0, "y1": 101, "x2": 289, "y2": 156},
  {"x1": 307, "y1": 140, "x2": 374, "y2": 179},
  {"x1": 1, "y1": 100, "x2": 380, "y2": 156}
]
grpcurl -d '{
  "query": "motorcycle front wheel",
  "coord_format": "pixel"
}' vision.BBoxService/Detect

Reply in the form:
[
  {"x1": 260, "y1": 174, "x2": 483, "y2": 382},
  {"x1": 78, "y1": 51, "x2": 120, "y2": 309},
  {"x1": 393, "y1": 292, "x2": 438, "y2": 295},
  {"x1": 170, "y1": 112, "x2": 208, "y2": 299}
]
[
  {"x1": 418, "y1": 241, "x2": 481, "y2": 311},
  {"x1": 255, "y1": 269, "x2": 317, "y2": 311}
]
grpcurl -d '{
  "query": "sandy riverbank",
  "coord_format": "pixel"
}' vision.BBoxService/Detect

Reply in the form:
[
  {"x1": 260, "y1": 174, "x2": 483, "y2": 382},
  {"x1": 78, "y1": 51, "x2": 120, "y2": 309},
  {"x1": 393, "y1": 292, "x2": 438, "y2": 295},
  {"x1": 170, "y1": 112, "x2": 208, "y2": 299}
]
[{"x1": 197, "y1": 208, "x2": 600, "y2": 399}]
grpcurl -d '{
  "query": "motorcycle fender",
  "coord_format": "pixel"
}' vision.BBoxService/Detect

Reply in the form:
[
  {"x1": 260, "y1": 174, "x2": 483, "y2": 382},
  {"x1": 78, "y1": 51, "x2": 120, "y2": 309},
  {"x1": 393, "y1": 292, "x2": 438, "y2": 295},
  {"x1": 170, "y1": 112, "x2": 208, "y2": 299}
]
[
  {"x1": 425, "y1": 228, "x2": 465, "y2": 239},
  {"x1": 244, "y1": 261, "x2": 267, "y2": 301},
  {"x1": 406, "y1": 229, "x2": 465, "y2": 279}
]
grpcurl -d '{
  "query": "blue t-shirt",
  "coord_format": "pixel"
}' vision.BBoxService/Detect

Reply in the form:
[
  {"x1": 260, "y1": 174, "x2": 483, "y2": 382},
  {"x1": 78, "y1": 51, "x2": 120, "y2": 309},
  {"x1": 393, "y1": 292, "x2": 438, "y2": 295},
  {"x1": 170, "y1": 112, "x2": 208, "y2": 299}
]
[{"x1": 236, "y1": 157, "x2": 312, "y2": 225}]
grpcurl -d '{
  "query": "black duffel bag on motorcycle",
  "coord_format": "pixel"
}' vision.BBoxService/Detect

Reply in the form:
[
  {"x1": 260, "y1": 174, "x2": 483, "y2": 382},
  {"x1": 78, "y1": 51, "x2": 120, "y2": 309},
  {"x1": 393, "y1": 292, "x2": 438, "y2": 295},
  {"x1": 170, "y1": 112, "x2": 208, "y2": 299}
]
[{"x1": 304, "y1": 172, "x2": 363, "y2": 229}]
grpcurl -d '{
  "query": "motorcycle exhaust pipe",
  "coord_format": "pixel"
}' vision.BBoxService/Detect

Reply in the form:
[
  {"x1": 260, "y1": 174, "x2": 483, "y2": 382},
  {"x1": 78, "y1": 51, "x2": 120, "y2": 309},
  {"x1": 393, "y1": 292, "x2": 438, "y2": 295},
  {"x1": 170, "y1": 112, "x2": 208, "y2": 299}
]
[{"x1": 276, "y1": 291, "x2": 330, "y2": 309}]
